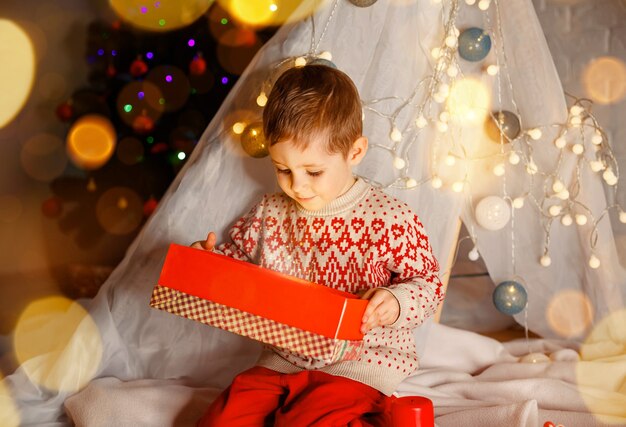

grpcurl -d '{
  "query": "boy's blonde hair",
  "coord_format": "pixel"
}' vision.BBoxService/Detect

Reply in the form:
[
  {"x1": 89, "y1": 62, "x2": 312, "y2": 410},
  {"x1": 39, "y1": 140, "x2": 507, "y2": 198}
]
[{"x1": 263, "y1": 65, "x2": 362, "y2": 158}]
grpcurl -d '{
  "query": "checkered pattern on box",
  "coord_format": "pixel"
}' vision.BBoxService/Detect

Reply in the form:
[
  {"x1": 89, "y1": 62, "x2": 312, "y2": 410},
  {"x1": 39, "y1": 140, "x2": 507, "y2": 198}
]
[{"x1": 150, "y1": 284, "x2": 362, "y2": 363}]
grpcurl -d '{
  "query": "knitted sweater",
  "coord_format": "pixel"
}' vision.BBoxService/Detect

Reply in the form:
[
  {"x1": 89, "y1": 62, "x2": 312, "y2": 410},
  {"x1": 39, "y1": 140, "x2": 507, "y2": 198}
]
[{"x1": 216, "y1": 177, "x2": 443, "y2": 395}]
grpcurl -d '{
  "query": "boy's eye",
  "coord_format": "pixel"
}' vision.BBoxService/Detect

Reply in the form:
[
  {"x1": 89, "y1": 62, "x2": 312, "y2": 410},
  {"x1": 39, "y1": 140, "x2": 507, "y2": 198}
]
[
  {"x1": 307, "y1": 171, "x2": 323, "y2": 177},
  {"x1": 276, "y1": 168, "x2": 291, "y2": 175}
]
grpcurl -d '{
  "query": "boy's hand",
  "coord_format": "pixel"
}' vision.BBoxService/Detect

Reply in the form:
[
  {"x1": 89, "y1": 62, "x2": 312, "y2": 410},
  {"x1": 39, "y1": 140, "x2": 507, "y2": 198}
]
[
  {"x1": 360, "y1": 289, "x2": 400, "y2": 334},
  {"x1": 191, "y1": 231, "x2": 217, "y2": 251}
]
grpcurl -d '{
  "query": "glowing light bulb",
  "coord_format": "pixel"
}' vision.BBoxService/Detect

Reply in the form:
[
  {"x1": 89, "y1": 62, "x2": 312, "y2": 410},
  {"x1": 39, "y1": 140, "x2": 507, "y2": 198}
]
[
  {"x1": 405, "y1": 178, "x2": 417, "y2": 188},
  {"x1": 294, "y1": 57, "x2": 307, "y2": 67},
  {"x1": 416, "y1": 115, "x2": 428, "y2": 128},
  {"x1": 447, "y1": 66, "x2": 459, "y2": 78},
  {"x1": 561, "y1": 214, "x2": 573, "y2": 226},
  {"x1": 486, "y1": 64, "x2": 499, "y2": 76},
  {"x1": 445, "y1": 154, "x2": 456, "y2": 166},
  {"x1": 589, "y1": 255, "x2": 600, "y2": 269},
  {"x1": 390, "y1": 127, "x2": 402, "y2": 142},
  {"x1": 318, "y1": 51, "x2": 332, "y2": 61},
  {"x1": 572, "y1": 143, "x2": 584, "y2": 155},
  {"x1": 526, "y1": 159, "x2": 538, "y2": 175},
  {"x1": 590, "y1": 160, "x2": 604, "y2": 172},
  {"x1": 556, "y1": 189, "x2": 570, "y2": 200},
  {"x1": 493, "y1": 163, "x2": 505, "y2": 176},
  {"x1": 569, "y1": 105, "x2": 584, "y2": 116},
  {"x1": 431, "y1": 176, "x2": 443, "y2": 189},
  {"x1": 468, "y1": 247, "x2": 480, "y2": 261},
  {"x1": 570, "y1": 116, "x2": 582, "y2": 126},
  {"x1": 439, "y1": 111, "x2": 450, "y2": 122},
  {"x1": 465, "y1": 0, "x2": 476, "y2": 4},
  {"x1": 232, "y1": 122, "x2": 245, "y2": 135},
  {"x1": 431, "y1": 47, "x2": 442, "y2": 59},
  {"x1": 433, "y1": 93, "x2": 446, "y2": 103},
  {"x1": 540, "y1": 254, "x2": 551, "y2": 267},
  {"x1": 603, "y1": 169, "x2": 617, "y2": 185},
  {"x1": 393, "y1": 157, "x2": 406, "y2": 169},
  {"x1": 554, "y1": 137, "x2": 567, "y2": 149},
  {"x1": 256, "y1": 92, "x2": 268, "y2": 107},
  {"x1": 549, "y1": 205, "x2": 562, "y2": 217},
  {"x1": 552, "y1": 180, "x2": 564, "y2": 193},
  {"x1": 527, "y1": 128, "x2": 542, "y2": 140},
  {"x1": 438, "y1": 83, "x2": 450, "y2": 95},
  {"x1": 512, "y1": 197, "x2": 525, "y2": 209},
  {"x1": 445, "y1": 36, "x2": 458, "y2": 48},
  {"x1": 508, "y1": 152, "x2": 520, "y2": 165},
  {"x1": 437, "y1": 121, "x2": 449, "y2": 132},
  {"x1": 591, "y1": 133, "x2": 603, "y2": 145},
  {"x1": 478, "y1": 0, "x2": 491, "y2": 10},
  {"x1": 619, "y1": 211, "x2": 626, "y2": 223},
  {"x1": 575, "y1": 214, "x2": 588, "y2": 225},
  {"x1": 452, "y1": 181, "x2": 464, "y2": 192}
]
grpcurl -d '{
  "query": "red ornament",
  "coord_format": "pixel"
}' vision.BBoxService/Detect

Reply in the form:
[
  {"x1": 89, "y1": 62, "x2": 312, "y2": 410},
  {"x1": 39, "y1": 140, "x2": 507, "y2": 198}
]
[
  {"x1": 143, "y1": 197, "x2": 158, "y2": 217},
  {"x1": 106, "y1": 64, "x2": 117, "y2": 78},
  {"x1": 42, "y1": 196, "x2": 63, "y2": 218},
  {"x1": 132, "y1": 114, "x2": 155, "y2": 134},
  {"x1": 130, "y1": 57, "x2": 148, "y2": 77},
  {"x1": 189, "y1": 56, "x2": 207, "y2": 76},
  {"x1": 543, "y1": 422, "x2": 556, "y2": 427},
  {"x1": 150, "y1": 142, "x2": 168, "y2": 154},
  {"x1": 55, "y1": 102, "x2": 74, "y2": 122}
]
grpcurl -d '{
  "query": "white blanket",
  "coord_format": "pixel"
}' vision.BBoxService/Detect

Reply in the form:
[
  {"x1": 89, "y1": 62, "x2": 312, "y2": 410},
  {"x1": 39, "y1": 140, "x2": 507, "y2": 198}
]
[{"x1": 64, "y1": 323, "x2": 626, "y2": 427}]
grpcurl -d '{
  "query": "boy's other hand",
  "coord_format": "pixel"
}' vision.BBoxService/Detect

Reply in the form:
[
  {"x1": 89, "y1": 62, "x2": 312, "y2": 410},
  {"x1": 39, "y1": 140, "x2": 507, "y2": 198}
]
[
  {"x1": 191, "y1": 231, "x2": 217, "y2": 251},
  {"x1": 360, "y1": 289, "x2": 400, "y2": 334}
]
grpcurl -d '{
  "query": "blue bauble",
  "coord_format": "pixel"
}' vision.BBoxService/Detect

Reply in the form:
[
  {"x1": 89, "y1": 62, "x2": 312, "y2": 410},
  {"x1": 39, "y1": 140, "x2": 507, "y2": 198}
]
[
  {"x1": 309, "y1": 58, "x2": 337, "y2": 69},
  {"x1": 458, "y1": 27, "x2": 491, "y2": 62},
  {"x1": 493, "y1": 281, "x2": 527, "y2": 315}
]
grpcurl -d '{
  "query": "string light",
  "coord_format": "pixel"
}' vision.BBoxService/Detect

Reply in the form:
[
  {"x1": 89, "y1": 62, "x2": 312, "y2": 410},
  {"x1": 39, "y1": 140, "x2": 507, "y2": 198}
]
[{"x1": 588, "y1": 254, "x2": 600, "y2": 269}]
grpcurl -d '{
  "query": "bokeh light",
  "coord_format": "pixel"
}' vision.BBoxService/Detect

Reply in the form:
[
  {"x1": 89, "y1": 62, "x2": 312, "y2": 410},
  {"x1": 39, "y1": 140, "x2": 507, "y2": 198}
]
[
  {"x1": 217, "y1": 0, "x2": 320, "y2": 28},
  {"x1": 583, "y1": 56, "x2": 626, "y2": 105},
  {"x1": 13, "y1": 296, "x2": 102, "y2": 392},
  {"x1": 576, "y1": 309, "x2": 626, "y2": 424},
  {"x1": 446, "y1": 77, "x2": 491, "y2": 124},
  {"x1": 546, "y1": 290, "x2": 594, "y2": 338},
  {"x1": 116, "y1": 136, "x2": 144, "y2": 165},
  {"x1": 145, "y1": 66, "x2": 191, "y2": 112},
  {"x1": 109, "y1": 0, "x2": 214, "y2": 32},
  {"x1": 0, "y1": 19, "x2": 35, "y2": 129},
  {"x1": 116, "y1": 81, "x2": 164, "y2": 127},
  {"x1": 20, "y1": 133, "x2": 68, "y2": 182},
  {"x1": 0, "y1": 195, "x2": 22, "y2": 224},
  {"x1": 0, "y1": 377, "x2": 20, "y2": 427},
  {"x1": 96, "y1": 187, "x2": 143, "y2": 235},
  {"x1": 217, "y1": 28, "x2": 263, "y2": 75},
  {"x1": 66, "y1": 115, "x2": 117, "y2": 170}
]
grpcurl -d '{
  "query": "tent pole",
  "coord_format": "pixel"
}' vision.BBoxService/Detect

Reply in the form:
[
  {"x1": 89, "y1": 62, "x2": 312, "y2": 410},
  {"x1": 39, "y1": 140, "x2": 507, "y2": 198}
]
[{"x1": 434, "y1": 217, "x2": 462, "y2": 323}]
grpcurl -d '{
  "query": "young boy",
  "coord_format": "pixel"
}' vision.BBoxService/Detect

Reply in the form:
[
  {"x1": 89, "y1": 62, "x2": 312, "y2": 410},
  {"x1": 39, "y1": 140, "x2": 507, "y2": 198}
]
[{"x1": 194, "y1": 65, "x2": 443, "y2": 426}]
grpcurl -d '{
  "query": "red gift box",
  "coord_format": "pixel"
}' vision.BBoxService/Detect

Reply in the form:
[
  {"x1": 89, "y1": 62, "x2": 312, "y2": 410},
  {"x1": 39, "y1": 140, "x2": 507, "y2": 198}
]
[{"x1": 150, "y1": 244, "x2": 368, "y2": 362}]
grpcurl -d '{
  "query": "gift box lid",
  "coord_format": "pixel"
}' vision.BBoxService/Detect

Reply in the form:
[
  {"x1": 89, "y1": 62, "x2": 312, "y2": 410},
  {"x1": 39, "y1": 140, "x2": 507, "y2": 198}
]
[{"x1": 157, "y1": 244, "x2": 368, "y2": 340}]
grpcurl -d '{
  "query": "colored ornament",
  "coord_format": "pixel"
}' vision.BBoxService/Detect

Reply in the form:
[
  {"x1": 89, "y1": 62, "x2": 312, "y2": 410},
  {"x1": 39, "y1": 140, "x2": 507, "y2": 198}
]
[
  {"x1": 150, "y1": 142, "x2": 169, "y2": 154},
  {"x1": 106, "y1": 64, "x2": 117, "y2": 78},
  {"x1": 189, "y1": 55, "x2": 207, "y2": 75},
  {"x1": 309, "y1": 58, "x2": 337, "y2": 69},
  {"x1": 543, "y1": 422, "x2": 556, "y2": 427},
  {"x1": 485, "y1": 110, "x2": 521, "y2": 143},
  {"x1": 130, "y1": 57, "x2": 148, "y2": 77},
  {"x1": 132, "y1": 114, "x2": 155, "y2": 134},
  {"x1": 240, "y1": 122, "x2": 269, "y2": 158},
  {"x1": 493, "y1": 280, "x2": 527, "y2": 315},
  {"x1": 55, "y1": 102, "x2": 74, "y2": 122},
  {"x1": 475, "y1": 196, "x2": 510, "y2": 231},
  {"x1": 348, "y1": 0, "x2": 378, "y2": 6},
  {"x1": 458, "y1": 27, "x2": 491, "y2": 62},
  {"x1": 41, "y1": 196, "x2": 63, "y2": 218},
  {"x1": 143, "y1": 197, "x2": 158, "y2": 217}
]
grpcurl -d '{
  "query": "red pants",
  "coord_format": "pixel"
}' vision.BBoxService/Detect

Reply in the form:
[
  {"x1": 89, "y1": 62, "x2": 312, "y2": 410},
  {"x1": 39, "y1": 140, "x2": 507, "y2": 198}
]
[{"x1": 197, "y1": 366, "x2": 394, "y2": 427}]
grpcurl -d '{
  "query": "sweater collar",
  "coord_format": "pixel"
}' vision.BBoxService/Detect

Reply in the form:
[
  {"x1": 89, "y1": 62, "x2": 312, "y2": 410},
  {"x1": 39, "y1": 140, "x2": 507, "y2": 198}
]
[{"x1": 294, "y1": 177, "x2": 371, "y2": 217}]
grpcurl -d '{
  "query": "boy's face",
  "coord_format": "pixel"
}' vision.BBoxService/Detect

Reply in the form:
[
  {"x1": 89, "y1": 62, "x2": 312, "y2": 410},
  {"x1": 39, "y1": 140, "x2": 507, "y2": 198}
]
[{"x1": 269, "y1": 136, "x2": 367, "y2": 211}]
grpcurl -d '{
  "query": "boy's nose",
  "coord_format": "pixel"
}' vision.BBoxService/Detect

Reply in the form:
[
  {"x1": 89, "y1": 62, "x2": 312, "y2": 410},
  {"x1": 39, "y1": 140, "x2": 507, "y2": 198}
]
[{"x1": 291, "y1": 174, "x2": 307, "y2": 193}]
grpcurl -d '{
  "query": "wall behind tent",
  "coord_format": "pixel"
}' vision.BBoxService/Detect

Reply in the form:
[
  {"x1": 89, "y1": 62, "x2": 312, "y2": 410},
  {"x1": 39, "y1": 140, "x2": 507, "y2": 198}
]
[{"x1": 0, "y1": 0, "x2": 624, "y2": 374}]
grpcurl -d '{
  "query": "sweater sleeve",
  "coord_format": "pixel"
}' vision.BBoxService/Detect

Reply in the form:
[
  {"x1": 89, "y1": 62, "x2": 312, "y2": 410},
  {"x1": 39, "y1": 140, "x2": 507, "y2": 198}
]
[
  {"x1": 214, "y1": 197, "x2": 265, "y2": 262},
  {"x1": 381, "y1": 213, "x2": 444, "y2": 330}
]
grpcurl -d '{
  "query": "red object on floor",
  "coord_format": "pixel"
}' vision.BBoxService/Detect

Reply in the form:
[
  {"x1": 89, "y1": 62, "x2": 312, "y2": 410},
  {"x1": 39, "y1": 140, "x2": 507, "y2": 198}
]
[
  {"x1": 390, "y1": 396, "x2": 434, "y2": 427},
  {"x1": 197, "y1": 366, "x2": 392, "y2": 427}
]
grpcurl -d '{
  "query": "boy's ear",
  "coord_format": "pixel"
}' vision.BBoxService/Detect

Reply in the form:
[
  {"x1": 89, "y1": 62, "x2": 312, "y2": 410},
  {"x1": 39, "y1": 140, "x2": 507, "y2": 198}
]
[{"x1": 349, "y1": 136, "x2": 368, "y2": 165}]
